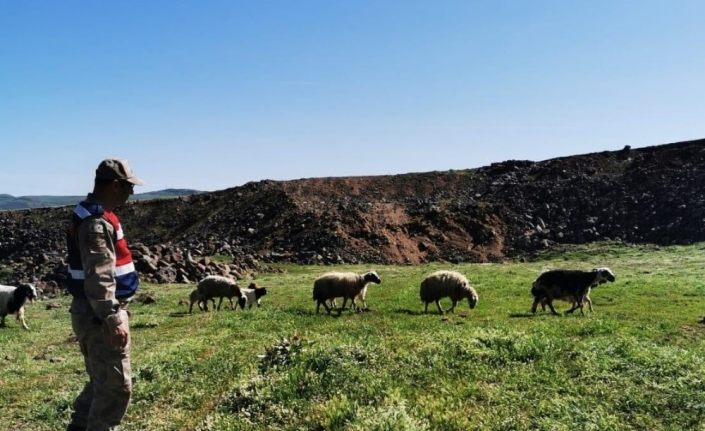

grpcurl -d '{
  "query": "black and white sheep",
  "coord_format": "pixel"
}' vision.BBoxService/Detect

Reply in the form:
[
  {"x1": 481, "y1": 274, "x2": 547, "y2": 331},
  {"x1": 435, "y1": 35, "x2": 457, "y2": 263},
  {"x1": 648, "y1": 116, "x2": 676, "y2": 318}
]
[
  {"x1": 196, "y1": 275, "x2": 246, "y2": 311},
  {"x1": 0, "y1": 283, "x2": 38, "y2": 330},
  {"x1": 419, "y1": 270, "x2": 478, "y2": 314},
  {"x1": 241, "y1": 282, "x2": 268, "y2": 309},
  {"x1": 531, "y1": 267, "x2": 616, "y2": 315},
  {"x1": 312, "y1": 271, "x2": 382, "y2": 315}
]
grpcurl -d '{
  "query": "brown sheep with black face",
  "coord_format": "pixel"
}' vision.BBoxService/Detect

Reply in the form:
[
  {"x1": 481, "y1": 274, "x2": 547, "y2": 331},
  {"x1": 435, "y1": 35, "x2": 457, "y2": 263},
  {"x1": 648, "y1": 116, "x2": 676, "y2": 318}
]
[
  {"x1": 313, "y1": 271, "x2": 382, "y2": 315},
  {"x1": 196, "y1": 275, "x2": 246, "y2": 311}
]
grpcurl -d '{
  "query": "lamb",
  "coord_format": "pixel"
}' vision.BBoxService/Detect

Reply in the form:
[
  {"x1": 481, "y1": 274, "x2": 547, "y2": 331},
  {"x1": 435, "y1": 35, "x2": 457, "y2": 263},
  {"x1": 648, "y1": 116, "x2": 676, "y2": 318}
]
[
  {"x1": 241, "y1": 282, "x2": 268, "y2": 309},
  {"x1": 188, "y1": 288, "x2": 210, "y2": 313},
  {"x1": 327, "y1": 288, "x2": 368, "y2": 311},
  {"x1": 531, "y1": 267, "x2": 616, "y2": 315},
  {"x1": 419, "y1": 270, "x2": 478, "y2": 314},
  {"x1": 196, "y1": 275, "x2": 246, "y2": 311},
  {"x1": 313, "y1": 271, "x2": 382, "y2": 315},
  {"x1": 0, "y1": 283, "x2": 38, "y2": 330}
]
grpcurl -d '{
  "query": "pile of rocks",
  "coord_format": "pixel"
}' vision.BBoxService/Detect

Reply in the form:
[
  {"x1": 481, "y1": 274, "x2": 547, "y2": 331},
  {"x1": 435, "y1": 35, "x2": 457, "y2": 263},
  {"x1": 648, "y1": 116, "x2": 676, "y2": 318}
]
[
  {"x1": 1, "y1": 138, "x2": 704, "y2": 275},
  {"x1": 130, "y1": 242, "x2": 262, "y2": 284}
]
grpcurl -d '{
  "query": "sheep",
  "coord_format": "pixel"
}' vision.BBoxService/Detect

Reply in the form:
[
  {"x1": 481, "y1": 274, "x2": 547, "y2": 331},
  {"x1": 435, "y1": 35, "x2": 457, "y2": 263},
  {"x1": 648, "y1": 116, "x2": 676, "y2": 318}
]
[
  {"x1": 531, "y1": 267, "x2": 616, "y2": 315},
  {"x1": 196, "y1": 275, "x2": 246, "y2": 311},
  {"x1": 327, "y1": 288, "x2": 368, "y2": 312},
  {"x1": 188, "y1": 288, "x2": 210, "y2": 313},
  {"x1": 313, "y1": 271, "x2": 382, "y2": 315},
  {"x1": 419, "y1": 270, "x2": 478, "y2": 314},
  {"x1": 0, "y1": 283, "x2": 38, "y2": 330},
  {"x1": 241, "y1": 282, "x2": 268, "y2": 309},
  {"x1": 538, "y1": 274, "x2": 609, "y2": 313}
]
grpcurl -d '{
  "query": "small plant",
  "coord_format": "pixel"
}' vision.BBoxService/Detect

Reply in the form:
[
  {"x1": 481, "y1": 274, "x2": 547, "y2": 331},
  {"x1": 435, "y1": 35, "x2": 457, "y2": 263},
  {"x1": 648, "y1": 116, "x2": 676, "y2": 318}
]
[{"x1": 258, "y1": 334, "x2": 305, "y2": 373}]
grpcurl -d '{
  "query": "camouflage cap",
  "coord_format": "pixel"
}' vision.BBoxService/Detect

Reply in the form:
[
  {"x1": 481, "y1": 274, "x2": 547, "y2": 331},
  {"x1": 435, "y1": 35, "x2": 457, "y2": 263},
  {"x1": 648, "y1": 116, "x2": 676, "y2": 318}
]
[{"x1": 95, "y1": 158, "x2": 144, "y2": 186}]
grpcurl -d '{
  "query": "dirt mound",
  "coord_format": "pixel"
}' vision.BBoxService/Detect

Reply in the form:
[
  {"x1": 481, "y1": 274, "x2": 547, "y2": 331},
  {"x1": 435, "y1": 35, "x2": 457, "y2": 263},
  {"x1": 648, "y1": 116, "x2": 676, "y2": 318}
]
[{"x1": 1, "y1": 138, "x2": 704, "y2": 287}]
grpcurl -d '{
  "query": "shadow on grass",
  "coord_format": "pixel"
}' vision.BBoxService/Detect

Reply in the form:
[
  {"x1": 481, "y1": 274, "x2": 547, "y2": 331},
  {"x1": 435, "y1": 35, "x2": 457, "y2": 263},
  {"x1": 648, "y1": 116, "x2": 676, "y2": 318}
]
[
  {"x1": 283, "y1": 307, "x2": 374, "y2": 318},
  {"x1": 393, "y1": 308, "x2": 426, "y2": 316},
  {"x1": 282, "y1": 308, "x2": 322, "y2": 317},
  {"x1": 168, "y1": 311, "x2": 190, "y2": 318},
  {"x1": 509, "y1": 312, "x2": 539, "y2": 318},
  {"x1": 132, "y1": 322, "x2": 159, "y2": 329}
]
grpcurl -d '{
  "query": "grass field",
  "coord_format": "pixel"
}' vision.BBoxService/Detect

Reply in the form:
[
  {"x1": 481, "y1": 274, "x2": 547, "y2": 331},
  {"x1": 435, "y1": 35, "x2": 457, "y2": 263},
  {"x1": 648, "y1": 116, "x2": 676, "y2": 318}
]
[{"x1": 2, "y1": 242, "x2": 705, "y2": 430}]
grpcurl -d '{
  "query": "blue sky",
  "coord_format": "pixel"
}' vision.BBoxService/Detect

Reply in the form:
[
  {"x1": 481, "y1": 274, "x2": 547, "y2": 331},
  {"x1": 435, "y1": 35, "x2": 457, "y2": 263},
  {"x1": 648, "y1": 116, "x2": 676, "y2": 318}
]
[{"x1": 2, "y1": 1, "x2": 704, "y2": 195}]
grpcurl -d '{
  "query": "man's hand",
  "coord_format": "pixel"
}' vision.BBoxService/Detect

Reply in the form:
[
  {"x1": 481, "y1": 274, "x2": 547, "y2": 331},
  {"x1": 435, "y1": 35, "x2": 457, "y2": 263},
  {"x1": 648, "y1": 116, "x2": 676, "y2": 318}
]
[
  {"x1": 108, "y1": 321, "x2": 129, "y2": 348},
  {"x1": 105, "y1": 310, "x2": 129, "y2": 348}
]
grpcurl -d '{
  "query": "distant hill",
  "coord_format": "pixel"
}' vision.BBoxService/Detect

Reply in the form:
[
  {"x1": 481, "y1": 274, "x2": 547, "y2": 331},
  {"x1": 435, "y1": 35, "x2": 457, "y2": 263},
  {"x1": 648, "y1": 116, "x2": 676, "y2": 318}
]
[{"x1": 0, "y1": 189, "x2": 202, "y2": 210}]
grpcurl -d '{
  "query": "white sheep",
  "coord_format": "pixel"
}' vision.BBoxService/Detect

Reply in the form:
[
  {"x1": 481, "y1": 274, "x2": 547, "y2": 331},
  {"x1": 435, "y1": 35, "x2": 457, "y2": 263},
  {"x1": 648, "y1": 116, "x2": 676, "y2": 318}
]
[
  {"x1": 313, "y1": 271, "x2": 382, "y2": 315},
  {"x1": 196, "y1": 275, "x2": 246, "y2": 311},
  {"x1": 419, "y1": 270, "x2": 478, "y2": 314},
  {"x1": 0, "y1": 283, "x2": 38, "y2": 330}
]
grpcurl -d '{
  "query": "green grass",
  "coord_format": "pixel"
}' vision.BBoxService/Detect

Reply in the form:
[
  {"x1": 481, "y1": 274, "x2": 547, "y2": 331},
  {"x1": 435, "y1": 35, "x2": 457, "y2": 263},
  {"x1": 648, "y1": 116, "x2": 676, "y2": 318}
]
[{"x1": 3, "y1": 242, "x2": 705, "y2": 430}]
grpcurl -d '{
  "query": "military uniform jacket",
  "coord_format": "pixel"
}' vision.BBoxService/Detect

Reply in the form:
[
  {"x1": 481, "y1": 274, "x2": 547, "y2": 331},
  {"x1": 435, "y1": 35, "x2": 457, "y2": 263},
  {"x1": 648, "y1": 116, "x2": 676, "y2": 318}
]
[{"x1": 66, "y1": 195, "x2": 139, "y2": 324}]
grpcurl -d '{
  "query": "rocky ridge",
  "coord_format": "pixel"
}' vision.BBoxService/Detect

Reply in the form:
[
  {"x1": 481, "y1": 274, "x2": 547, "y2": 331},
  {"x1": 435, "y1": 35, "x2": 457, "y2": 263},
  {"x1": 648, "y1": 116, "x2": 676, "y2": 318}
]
[{"x1": 1, "y1": 138, "x2": 703, "y2": 293}]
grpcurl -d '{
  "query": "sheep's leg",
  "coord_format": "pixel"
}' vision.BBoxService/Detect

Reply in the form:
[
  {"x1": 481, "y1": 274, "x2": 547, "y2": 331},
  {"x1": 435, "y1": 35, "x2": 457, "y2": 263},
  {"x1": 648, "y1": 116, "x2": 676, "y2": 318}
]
[
  {"x1": 435, "y1": 300, "x2": 443, "y2": 314},
  {"x1": 546, "y1": 300, "x2": 559, "y2": 316},
  {"x1": 0, "y1": 315, "x2": 5, "y2": 327},
  {"x1": 203, "y1": 298, "x2": 214, "y2": 312},
  {"x1": 339, "y1": 297, "x2": 348, "y2": 315},
  {"x1": 322, "y1": 300, "x2": 333, "y2": 315},
  {"x1": 18, "y1": 309, "x2": 29, "y2": 330},
  {"x1": 531, "y1": 298, "x2": 540, "y2": 314},
  {"x1": 217, "y1": 297, "x2": 224, "y2": 311},
  {"x1": 189, "y1": 302, "x2": 194, "y2": 314},
  {"x1": 586, "y1": 296, "x2": 594, "y2": 312},
  {"x1": 424, "y1": 302, "x2": 429, "y2": 313},
  {"x1": 446, "y1": 300, "x2": 457, "y2": 313},
  {"x1": 565, "y1": 302, "x2": 580, "y2": 314},
  {"x1": 316, "y1": 301, "x2": 321, "y2": 314},
  {"x1": 228, "y1": 297, "x2": 234, "y2": 310}
]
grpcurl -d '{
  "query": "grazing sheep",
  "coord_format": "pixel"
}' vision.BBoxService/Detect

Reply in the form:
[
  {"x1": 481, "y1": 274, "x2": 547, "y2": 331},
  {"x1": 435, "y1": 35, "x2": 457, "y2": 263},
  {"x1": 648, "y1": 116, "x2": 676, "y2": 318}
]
[
  {"x1": 196, "y1": 275, "x2": 246, "y2": 311},
  {"x1": 188, "y1": 288, "x2": 209, "y2": 313},
  {"x1": 419, "y1": 270, "x2": 478, "y2": 314},
  {"x1": 313, "y1": 271, "x2": 382, "y2": 315},
  {"x1": 531, "y1": 267, "x2": 616, "y2": 315},
  {"x1": 0, "y1": 283, "x2": 38, "y2": 330}
]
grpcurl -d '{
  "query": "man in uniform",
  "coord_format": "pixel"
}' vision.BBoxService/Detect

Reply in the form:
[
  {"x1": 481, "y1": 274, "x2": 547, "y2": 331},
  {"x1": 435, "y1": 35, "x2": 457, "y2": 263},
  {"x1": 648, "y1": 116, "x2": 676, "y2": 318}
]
[{"x1": 65, "y1": 159, "x2": 143, "y2": 431}]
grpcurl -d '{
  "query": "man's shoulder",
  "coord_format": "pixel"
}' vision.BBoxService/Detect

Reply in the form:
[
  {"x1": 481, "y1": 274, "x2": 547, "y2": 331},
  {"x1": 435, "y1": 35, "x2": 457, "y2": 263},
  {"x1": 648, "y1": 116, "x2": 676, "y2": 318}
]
[{"x1": 78, "y1": 216, "x2": 114, "y2": 235}]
